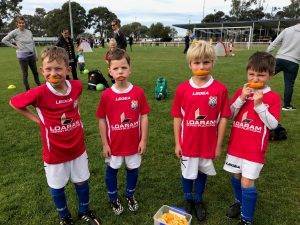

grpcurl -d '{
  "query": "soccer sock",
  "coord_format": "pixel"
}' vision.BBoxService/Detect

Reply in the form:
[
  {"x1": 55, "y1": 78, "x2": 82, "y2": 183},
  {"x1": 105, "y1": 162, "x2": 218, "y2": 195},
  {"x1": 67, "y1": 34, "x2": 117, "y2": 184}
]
[
  {"x1": 125, "y1": 168, "x2": 139, "y2": 198},
  {"x1": 105, "y1": 165, "x2": 118, "y2": 202},
  {"x1": 241, "y1": 186, "x2": 258, "y2": 222},
  {"x1": 194, "y1": 172, "x2": 207, "y2": 203},
  {"x1": 181, "y1": 176, "x2": 194, "y2": 202},
  {"x1": 74, "y1": 181, "x2": 90, "y2": 214},
  {"x1": 50, "y1": 187, "x2": 70, "y2": 219},
  {"x1": 231, "y1": 176, "x2": 242, "y2": 203}
]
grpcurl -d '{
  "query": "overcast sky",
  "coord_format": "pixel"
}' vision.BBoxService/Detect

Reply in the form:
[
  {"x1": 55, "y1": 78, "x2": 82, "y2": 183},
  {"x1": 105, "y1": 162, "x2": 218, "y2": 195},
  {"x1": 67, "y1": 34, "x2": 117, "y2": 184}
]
[{"x1": 20, "y1": 0, "x2": 291, "y2": 35}]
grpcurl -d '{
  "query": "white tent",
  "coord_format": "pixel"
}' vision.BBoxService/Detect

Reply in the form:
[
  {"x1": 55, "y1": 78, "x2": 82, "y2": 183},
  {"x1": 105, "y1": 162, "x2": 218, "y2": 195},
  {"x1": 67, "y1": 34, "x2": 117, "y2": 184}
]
[
  {"x1": 79, "y1": 40, "x2": 93, "y2": 52},
  {"x1": 214, "y1": 41, "x2": 227, "y2": 57}
]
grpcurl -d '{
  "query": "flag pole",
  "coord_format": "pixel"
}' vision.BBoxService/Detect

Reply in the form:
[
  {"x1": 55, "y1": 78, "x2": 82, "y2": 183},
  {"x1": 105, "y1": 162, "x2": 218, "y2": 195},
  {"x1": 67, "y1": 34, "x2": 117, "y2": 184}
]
[{"x1": 69, "y1": 0, "x2": 74, "y2": 39}]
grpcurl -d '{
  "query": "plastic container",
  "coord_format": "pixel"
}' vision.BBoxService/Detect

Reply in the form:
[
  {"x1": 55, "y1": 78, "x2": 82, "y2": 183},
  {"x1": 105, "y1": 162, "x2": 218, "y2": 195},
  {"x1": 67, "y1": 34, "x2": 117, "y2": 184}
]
[{"x1": 153, "y1": 205, "x2": 192, "y2": 225}]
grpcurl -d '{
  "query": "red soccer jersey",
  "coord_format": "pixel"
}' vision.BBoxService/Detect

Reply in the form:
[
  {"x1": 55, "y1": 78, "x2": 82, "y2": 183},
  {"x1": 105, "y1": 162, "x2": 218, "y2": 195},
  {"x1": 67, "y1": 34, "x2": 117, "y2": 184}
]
[
  {"x1": 171, "y1": 78, "x2": 231, "y2": 158},
  {"x1": 227, "y1": 87, "x2": 281, "y2": 163},
  {"x1": 96, "y1": 84, "x2": 150, "y2": 156},
  {"x1": 10, "y1": 80, "x2": 86, "y2": 164}
]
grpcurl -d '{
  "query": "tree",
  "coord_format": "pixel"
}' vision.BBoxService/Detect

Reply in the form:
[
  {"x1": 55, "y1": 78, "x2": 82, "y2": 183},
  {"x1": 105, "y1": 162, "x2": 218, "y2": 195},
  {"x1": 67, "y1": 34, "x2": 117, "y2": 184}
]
[
  {"x1": 283, "y1": 0, "x2": 300, "y2": 19},
  {"x1": 148, "y1": 23, "x2": 176, "y2": 41},
  {"x1": 87, "y1": 7, "x2": 117, "y2": 38},
  {"x1": 121, "y1": 22, "x2": 149, "y2": 40},
  {"x1": 0, "y1": 0, "x2": 22, "y2": 30},
  {"x1": 202, "y1": 11, "x2": 226, "y2": 22}
]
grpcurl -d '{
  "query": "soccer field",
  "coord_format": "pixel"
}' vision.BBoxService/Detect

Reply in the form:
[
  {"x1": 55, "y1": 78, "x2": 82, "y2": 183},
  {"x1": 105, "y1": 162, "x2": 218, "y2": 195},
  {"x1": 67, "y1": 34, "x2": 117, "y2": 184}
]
[{"x1": 0, "y1": 45, "x2": 299, "y2": 225}]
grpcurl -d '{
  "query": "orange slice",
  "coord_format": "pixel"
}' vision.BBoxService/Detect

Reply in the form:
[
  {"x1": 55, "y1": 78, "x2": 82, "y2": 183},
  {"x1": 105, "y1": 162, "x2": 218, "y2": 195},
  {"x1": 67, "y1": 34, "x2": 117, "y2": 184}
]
[
  {"x1": 247, "y1": 82, "x2": 264, "y2": 89},
  {"x1": 192, "y1": 69, "x2": 210, "y2": 76}
]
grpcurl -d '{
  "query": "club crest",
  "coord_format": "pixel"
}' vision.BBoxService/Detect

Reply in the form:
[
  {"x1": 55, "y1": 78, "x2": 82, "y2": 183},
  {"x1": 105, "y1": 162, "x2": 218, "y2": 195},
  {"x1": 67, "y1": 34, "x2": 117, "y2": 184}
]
[
  {"x1": 131, "y1": 100, "x2": 138, "y2": 110},
  {"x1": 208, "y1": 96, "x2": 217, "y2": 107}
]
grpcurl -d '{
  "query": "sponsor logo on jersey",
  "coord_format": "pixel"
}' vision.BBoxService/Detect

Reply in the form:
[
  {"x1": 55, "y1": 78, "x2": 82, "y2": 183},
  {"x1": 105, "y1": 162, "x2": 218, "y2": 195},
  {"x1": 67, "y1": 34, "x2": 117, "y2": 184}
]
[
  {"x1": 208, "y1": 96, "x2": 217, "y2": 107},
  {"x1": 192, "y1": 91, "x2": 209, "y2": 96},
  {"x1": 131, "y1": 100, "x2": 138, "y2": 110},
  {"x1": 233, "y1": 121, "x2": 262, "y2": 133},
  {"x1": 241, "y1": 112, "x2": 252, "y2": 124},
  {"x1": 185, "y1": 108, "x2": 217, "y2": 127},
  {"x1": 56, "y1": 98, "x2": 73, "y2": 104},
  {"x1": 115, "y1": 96, "x2": 131, "y2": 101},
  {"x1": 110, "y1": 112, "x2": 139, "y2": 131},
  {"x1": 49, "y1": 113, "x2": 82, "y2": 133}
]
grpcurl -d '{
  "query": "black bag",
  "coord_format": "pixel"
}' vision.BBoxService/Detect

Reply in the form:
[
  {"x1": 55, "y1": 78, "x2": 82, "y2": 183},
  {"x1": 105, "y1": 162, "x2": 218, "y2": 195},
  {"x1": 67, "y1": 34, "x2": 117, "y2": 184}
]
[
  {"x1": 87, "y1": 69, "x2": 109, "y2": 90},
  {"x1": 269, "y1": 124, "x2": 287, "y2": 141}
]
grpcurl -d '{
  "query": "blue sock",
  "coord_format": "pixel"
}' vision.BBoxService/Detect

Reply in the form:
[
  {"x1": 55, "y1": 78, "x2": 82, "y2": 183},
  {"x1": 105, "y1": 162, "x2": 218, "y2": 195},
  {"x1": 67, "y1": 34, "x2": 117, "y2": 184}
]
[
  {"x1": 105, "y1": 165, "x2": 118, "y2": 202},
  {"x1": 241, "y1": 186, "x2": 257, "y2": 222},
  {"x1": 181, "y1": 176, "x2": 194, "y2": 202},
  {"x1": 50, "y1": 187, "x2": 70, "y2": 219},
  {"x1": 194, "y1": 172, "x2": 207, "y2": 203},
  {"x1": 74, "y1": 181, "x2": 89, "y2": 214},
  {"x1": 125, "y1": 168, "x2": 139, "y2": 198},
  {"x1": 231, "y1": 176, "x2": 242, "y2": 203}
]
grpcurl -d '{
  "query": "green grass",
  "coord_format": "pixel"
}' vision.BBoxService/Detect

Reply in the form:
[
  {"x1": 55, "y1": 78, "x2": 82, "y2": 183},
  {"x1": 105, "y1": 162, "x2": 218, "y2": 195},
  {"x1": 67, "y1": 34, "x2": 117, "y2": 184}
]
[{"x1": 0, "y1": 45, "x2": 299, "y2": 225}]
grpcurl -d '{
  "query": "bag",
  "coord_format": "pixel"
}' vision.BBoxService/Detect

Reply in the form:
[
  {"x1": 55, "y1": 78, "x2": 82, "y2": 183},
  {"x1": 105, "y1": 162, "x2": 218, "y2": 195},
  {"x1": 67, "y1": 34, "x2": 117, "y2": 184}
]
[
  {"x1": 155, "y1": 77, "x2": 168, "y2": 100},
  {"x1": 269, "y1": 124, "x2": 287, "y2": 141},
  {"x1": 87, "y1": 69, "x2": 109, "y2": 90}
]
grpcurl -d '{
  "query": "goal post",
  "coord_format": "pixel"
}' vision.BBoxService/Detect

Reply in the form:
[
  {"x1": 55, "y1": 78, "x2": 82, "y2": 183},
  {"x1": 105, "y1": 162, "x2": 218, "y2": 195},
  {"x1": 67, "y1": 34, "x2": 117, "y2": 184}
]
[{"x1": 193, "y1": 26, "x2": 253, "y2": 50}]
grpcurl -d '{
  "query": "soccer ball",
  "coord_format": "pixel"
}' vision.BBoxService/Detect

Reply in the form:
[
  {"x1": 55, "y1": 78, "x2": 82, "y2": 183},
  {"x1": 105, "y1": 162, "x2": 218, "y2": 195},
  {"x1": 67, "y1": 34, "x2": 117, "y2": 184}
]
[
  {"x1": 231, "y1": 53, "x2": 235, "y2": 56},
  {"x1": 83, "y1": 69, "x2": 89, "y2": 74},
  {"x1": 96, "y1": 83, "x2": 105, "y2": 91}
]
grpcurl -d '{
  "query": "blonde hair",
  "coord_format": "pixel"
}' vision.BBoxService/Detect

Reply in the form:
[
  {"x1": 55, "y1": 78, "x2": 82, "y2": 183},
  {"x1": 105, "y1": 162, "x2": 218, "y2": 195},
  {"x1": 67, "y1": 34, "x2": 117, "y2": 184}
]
[
  {"x1": 186, "y1": 40, "x2": 216, "y2": 64},
  {"x1": 40, "y1": 46, "x2": 69, "y2": 66},
  {"x1": 109, "y1": 38, "x2": 117, "y2": 47}
]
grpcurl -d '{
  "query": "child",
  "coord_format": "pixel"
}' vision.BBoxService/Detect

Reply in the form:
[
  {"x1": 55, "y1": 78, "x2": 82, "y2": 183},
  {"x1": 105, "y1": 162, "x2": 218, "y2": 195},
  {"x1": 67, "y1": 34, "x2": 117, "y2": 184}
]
[
  {"x1": 96, "y1": 48, "x2": 150, "y2": 215},
  {"x1": 171, "y1": 40, "x2": 231, "y2": 222},
  {"x1": 104, "y1": 38, "x2": 117, "y2": 84},
  {"x1": 77, "y1": 47, "x2": 85, "y2": 73},
  {"x1": 9, "y1": 46, "x2": 101, "y2": 225},
  {"x1": 223, "y1": 52, "x2": 281, "y2": 225}
]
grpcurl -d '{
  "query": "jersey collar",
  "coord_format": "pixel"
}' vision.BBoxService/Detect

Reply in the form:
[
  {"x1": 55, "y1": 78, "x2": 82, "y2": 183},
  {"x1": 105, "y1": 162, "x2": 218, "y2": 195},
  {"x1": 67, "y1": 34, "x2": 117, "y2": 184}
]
[
  {"x1": 111, "y1": 83, "x2": 133, "y2": 94},
  {"x1": 261, "y1": 86, "x2": 271, "y2": 94},
  {"x1": 46, "y1": 80, "x2": 71, "y2": 96},
  {"x1": 189, "y1": 76, "x2": 214, "y2": 89}
]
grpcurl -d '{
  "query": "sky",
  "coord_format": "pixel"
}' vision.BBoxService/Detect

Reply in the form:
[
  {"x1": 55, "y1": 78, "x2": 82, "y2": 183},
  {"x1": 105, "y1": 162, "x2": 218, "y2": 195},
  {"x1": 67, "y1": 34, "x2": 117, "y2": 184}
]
[{"x1": 20, "y1": 0, "x2": 292, "y2": 36}]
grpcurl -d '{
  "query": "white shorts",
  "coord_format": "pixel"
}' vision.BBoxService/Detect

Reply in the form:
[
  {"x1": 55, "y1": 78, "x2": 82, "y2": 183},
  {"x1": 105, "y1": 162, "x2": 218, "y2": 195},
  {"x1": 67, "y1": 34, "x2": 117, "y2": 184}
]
[
  {"x1": 180, "y1": 156, "x2": 216, "y2": 179},
  {"x1": 223, "y1": 154, "x2": 264, "y2": 180},
  {"x1": 44, "y1": 151, "x2": 90, "y2": 189},
  {"x1": 105, "y1": 153, "x2": 141, "y2": 169}
]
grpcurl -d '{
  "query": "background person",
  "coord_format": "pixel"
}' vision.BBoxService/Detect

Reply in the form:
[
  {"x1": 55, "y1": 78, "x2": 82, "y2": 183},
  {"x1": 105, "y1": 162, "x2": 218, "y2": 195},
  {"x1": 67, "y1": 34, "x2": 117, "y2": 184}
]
[
  {"x1": 111, "y1": 19, "x2": 127, "y2": 51},
  {"x1": 56, "y1": 28, "x2": 78, "y2": 80},
  {"x1": 2, "y1": 16, "x2": 41, "y2": 90},
  {"x1": 266, "y1": 23, "x2": 300, "y2": 111}
]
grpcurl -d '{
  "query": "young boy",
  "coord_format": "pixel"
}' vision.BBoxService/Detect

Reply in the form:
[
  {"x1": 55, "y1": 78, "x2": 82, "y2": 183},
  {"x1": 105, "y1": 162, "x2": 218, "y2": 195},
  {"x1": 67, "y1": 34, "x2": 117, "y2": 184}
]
[
  {"x1": 223, "y1": 52, "x2": 281, "y2": 225},
  {"x1": 104, "y1": 38, "x2": 117, "y2": 84},
  {"x1": 96, "y1": 48, "x2": 150, "y2": 215},
  {"x1": 77, "y1": 47, "x2": 85, "y2": 73},
  {"x1": 171, "y1": 40, "x2": 231, "y2": 222},
  {"x1": 9, "y1": 46, "x2": 101, "y2": 225}
]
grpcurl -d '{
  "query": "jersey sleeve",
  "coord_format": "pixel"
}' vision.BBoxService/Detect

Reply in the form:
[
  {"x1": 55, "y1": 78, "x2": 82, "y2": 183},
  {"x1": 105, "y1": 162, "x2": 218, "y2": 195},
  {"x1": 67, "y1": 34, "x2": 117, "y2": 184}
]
[
  {"x1": 268, "y1": 92, "x2": 281, "y2": 121},
  {"x1": 139, "y1": 90, "x2": 150, "y2": 115},
  {"x1": 96, "y1": 91, "x2": 107, "y2": 118},
  {"x1": 220, "y1": 87, "x2": 231, "y2": 118},
  {"x1": 171, "y1": 85, "x2": 183, "y2": 118},
  {"x1": 10, "y1": 88, "x2": 41, "y2": 109}
]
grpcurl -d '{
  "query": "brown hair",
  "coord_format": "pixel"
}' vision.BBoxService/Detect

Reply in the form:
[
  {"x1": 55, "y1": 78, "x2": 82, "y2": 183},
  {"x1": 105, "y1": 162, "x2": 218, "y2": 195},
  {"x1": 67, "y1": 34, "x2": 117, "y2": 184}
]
[
  {"x1": 16, "y1": 16, "x2": 25, "y2": 23},
  {"x1": 246, "y1": 52, "x2": 275, "y2": 75},
  {"x1": 108, "y1": 48, "x2": 130, "y2": 66},
  {"x1": 40, "y1": 46, "x2": 69, "y2": 66}
]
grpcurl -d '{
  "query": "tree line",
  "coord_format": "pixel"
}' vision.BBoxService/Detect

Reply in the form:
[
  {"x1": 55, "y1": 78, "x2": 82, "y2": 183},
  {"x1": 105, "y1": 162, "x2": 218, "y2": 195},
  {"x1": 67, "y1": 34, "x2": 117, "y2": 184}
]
[{"x1": 0, "y1": 1, "x2": 177, "y2": 40}]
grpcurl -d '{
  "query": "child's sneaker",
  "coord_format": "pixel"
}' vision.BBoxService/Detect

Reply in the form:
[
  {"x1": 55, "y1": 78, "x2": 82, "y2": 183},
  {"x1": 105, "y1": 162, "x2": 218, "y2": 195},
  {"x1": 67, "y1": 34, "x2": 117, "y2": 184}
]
[
  {"x1": 194, "y1": 202, "x2": 206, "y2": 221},
  {"x1": 110, "y1": 198, "x2": 124, "y2": 215},
  {"x1": 59, "y1": 216, "x2": 74, "y2": 225},
  {"x1": 78, "y1": 210, "x2": 101, "y2": 225},
  {"x1": 226, "y1": 202, "x2": 241, "y2": 219},
  {"x1": 126, "y1": 196, "x2": 139, "y2": 212},
  {"x1": 238, "y1": 219, "x2": 253, "y2": 225}
]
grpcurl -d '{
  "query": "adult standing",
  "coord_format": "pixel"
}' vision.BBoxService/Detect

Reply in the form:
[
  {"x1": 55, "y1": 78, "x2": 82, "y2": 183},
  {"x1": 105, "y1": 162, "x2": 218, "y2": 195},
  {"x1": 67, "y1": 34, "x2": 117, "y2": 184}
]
[
  {"x1": 111, "y1": 19, "x2": 127, "y2": 51},
  {"x1": 128, "y1": 35, "x2": 134, "y2": 52},
  {"x1": 183, "y1": 31, "x2": 190, "y2": 54},
  {"x1": 2, "y1": 16, "x2": 41, "y2": 91},
  {"x1": 266, "y1": 23, "x2": 300, "y2": 111},
  {"x1": 56, "y1": 28, "x2": 78, "y2": 80}
]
